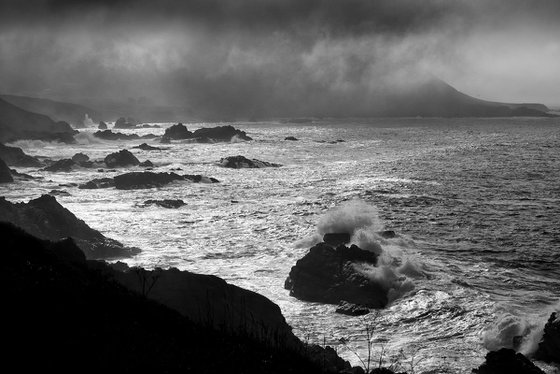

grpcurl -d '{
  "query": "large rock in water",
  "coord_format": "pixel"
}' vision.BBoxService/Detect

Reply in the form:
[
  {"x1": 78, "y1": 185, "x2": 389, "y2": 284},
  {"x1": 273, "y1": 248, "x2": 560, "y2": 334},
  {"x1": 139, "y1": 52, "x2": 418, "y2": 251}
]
[
  {"x1": 0, "y1": 195, "x2": 138, "y2": 259},
  {"x1": 93, "y1": 130, "x2": 140, "y2": 140},
  {"x1": 0, "y1": 97, "x2": 76, "y2": 143},
  {"x1": 193, "y1": 125, "x2": 252, "y2": 141},
  {"x1": 113, "y1": 172, "x2": 219, "y2": 189},
  {"x1": 42, "y1": 158, "x2": 77, "y2": 172},
  {"x1": 104, "y1": 149, "x2": 140, "y2": 167},
  {"x1": 535, "y1": 312, "x2": 560, "y2": 363},
  {"x1": 472, "y1": 348, "x2": 545, "y2": 374},
  {"x1": 219, "y1": 155, "x2": 282, "y2": 168},
  {"x1": 113, "y1": 116, "x2": 138, "y2": 129},
  {"x1": 0, "y1": 143, "x2": 42, "y2": 167},
  {"x1": 0, "y1": 158, "x2": 14, "y2": 183},
  {"x1": 163, "y1": 123, "x2": 193, "y2": 139},
  {"x1": 284, "y1": 242, "x2": 387, "y2": 308}
]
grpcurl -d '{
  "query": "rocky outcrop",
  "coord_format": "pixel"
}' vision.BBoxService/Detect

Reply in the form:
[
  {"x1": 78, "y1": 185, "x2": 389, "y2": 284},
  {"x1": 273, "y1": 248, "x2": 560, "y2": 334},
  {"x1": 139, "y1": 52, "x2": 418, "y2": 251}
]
[
  {"x1": 0, "y1": 195, "x2": 138, "y2": 259},
  {"x1": 163, "y1": 123, "x2": 193, "y2": 139},
  {"x1": 2, "y1": 222, "x2": 332, "y2": 373},
  {"x1": 0, "y1": 97, "x2": 77, "y2": 143},
  {"x1": 219, "y1": 155, "x2": 282, "y2": 168},
  {"x1": 285, "y1": 136, "x2": 298, "y2": 141},
  {"x1": 535, "y1": 312, "x2": 560, "y2": 363},
  {"x1": 98, "y1": 121, "x2": 108, "y2": 129},
  {"x1": 113, "y1": 116, "x2": 139, "y2": 129},
  {"x1": 80, "y1": 172, "x2": 219, "y2": 190},
  {"x1": 42, "y1": 158, "x2": 76, "y2": 172},
  {"x1": 114, "y1": 172, "x2": 219, "y2": 189},
  {"x1": 104, "y1": 149, "x2": 140, "y2": 168},
  {"x1": 142, "y1": 199, "x2": 186, "y2": 209},
  {"x1": 193, "y1": 125, "x2": 252, "y2": 141},
  {"x1": 0, "y1": 143, "x2": 42, "y2": 167},
  {"x1": 71, "y1": 152, "x2": 89, "y2": 163},
  {"x1": 472, "y1": 348, "x2": 545, "y2": 374},
  {"x1": 335, "y1": 301, "x2": 370, "y2": 316},
  {"x1": 133, "y1": 143, "x2": 161, "y2": 151},
  {"x1": 285, "y1": 242, "x2": 387, "y2": 308},
  {"x1": 139, "y1": 160, "x2": 153, "y2": 167},
  {"x1": 0, "y1": 158, "x2": 13, "y2": 183},
  {"x1": 93, "y1": 130, "x2": 156, "y2": 141}
]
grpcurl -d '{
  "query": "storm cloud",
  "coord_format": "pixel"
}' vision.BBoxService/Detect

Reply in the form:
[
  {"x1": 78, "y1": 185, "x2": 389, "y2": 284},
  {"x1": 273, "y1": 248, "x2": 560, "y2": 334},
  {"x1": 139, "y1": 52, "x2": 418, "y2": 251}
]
[{"x1": 1, "y1": 0, "x2": 559, "y2": 118}]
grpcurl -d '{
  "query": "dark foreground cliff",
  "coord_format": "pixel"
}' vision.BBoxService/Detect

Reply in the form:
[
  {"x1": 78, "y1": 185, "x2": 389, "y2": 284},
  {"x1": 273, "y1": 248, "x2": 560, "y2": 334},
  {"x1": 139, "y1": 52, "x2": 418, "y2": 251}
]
[{"x1": 0, "y1": 222, "x2": 348, "y2": 374}]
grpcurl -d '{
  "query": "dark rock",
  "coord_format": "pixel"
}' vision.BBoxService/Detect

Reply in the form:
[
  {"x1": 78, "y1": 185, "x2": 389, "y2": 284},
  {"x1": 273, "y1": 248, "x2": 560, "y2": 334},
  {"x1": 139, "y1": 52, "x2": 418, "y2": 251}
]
[
  {"x1": 285, "y1": 243, "x2": 386, "y2": 308},
  {"x1": 379, "y1": 230, "x2": 397, "y2": 239},
  {"x1": 104, "y1": 149, "x2": 140, "y2": 168},
  {"x1": 0, "y1": 97, "x2": 76, "y2": 143},
  {"x1": 71, "y1": 152, "x2": 89, "y2": 164},
  {"x1": 133, "y1": 143, "x2": 161, "y2": 151},
  {"x1": 472, "y1": 348, "x2": 545, "y2": 374},
  {"x1": 98, "y1": 121, "x2": 108, "y2": 129},
  {"x1": 113, "y1": 116, "x2": 138, "y2": 129},
  {"x1": 143, "y1": 199, "x2": 186, "y2": 209},
  {"x1": 285, "y1": 136, "x2": 298, "y2": 141},
  {"x1": 48, "y1": 189, "x2": 70, "y2": 196},
  {"x1": 140, "y1": 133, "x2": 158, "y2": 139},
  {"x1": 306, "y1": 345, "x2": 352, "y2": 373},
  {"x1": 93, "y1": 130, "x2": 140, "y2": 141},
  {"x1": 141, "y1": 124, "x2": 160, "y2": 128},
  {"x1": 335, "y1": 301, "x2": 371, "y2": 316},
  {"x1": 192, "y1": 125, "x2": 252, "y2": 141},
  {"x1": 163, "y1": 123, "x2": 193, "y2": 139},
  {"x1": 0, "y1": 143, "x2": 41, "y2": 167},
  {"x1": 323, "y1": 233, "x2": 351, "y2": 246},
  {"x1": 0, "y1": 158, "x2": 14, "y2": 183},
  {"x1": 9, "y1": 168, "x2": 34, "y2": 180},
  {"x1": 78, "y1": 177, "x2": 115, "y2": 189},
  {"x1": 1, "y1": 222, "x2": 330, "y2": 373},
  {"x1": 42, "y1": 158, "x2": 76, "y2": 172},
  {"x1": 114, "y1": 172, "x2": 218, "y2": 189},
  {"x1": 0, "y1": 195, "x2": 138, "y2": 259},
  {"x1": 139, "y1": 160, "x2": 154, "y2": 167},
  {"x1": 219, "y1": 155, "x2": 282, "y2": 168},
  {"x1": 535, "y1": 312, "x2": 560, "y2": 363}
]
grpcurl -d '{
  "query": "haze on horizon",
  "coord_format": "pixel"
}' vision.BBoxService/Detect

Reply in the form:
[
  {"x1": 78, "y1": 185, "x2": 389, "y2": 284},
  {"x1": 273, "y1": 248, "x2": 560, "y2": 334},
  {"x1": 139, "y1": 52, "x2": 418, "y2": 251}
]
[{"x1": 1, "y1": 0, "x2": 559, "y2": 118}]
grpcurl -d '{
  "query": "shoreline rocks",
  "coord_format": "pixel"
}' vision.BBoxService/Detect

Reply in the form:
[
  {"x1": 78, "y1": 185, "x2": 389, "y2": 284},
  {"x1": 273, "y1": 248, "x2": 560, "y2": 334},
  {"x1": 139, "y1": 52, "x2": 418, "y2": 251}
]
[
  {"x1": 535, "y1": 312, "x2": 560, "y2": 363},
  {"x1": 134, "y1": 143, "x2": 161, "y2": 151},
  {"x1": 104, "y1": 149, "x2": 140, "y2": 168},
  {"x1": 219, "y1": 155, "x2": 282, "y2": 168},
  {"x1": 80, "y1": 171, "x2": 220, "y2": 190},
  {"x1": 0, "y1": 195, "x2": 139, "y2": 259},
  {"x1": 142, "y1": 199, "x2": 186, "y2": 208},
  {"x1": 113, "y1": 116, "x2": 139, "y2": 129},
  {"x1": 472, "y1": 348, "x2": 545, "y2": 374},
  {"x1": 284, "y1": 242, "x2": 386, "y2": 309},
  {"x1": 0, "y1": 143, "x2": 42, "y2": 167},
  {"x1": 163, "y1": 123, "x2": 253, "y2": 142}
]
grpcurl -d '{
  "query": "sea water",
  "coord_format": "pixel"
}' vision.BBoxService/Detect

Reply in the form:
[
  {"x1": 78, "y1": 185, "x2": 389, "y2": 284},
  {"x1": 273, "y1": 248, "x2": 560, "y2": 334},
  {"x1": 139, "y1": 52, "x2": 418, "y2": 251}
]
[{"x1": 2, "y1": 118, "x2": 559, "y2": 373}]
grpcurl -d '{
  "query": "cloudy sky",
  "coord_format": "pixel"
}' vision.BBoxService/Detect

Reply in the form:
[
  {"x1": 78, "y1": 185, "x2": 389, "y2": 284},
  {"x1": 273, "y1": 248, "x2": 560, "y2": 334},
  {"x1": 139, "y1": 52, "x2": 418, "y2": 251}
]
[{"x1": 1, "y1": 0, "x2": 559, "y2": 116}]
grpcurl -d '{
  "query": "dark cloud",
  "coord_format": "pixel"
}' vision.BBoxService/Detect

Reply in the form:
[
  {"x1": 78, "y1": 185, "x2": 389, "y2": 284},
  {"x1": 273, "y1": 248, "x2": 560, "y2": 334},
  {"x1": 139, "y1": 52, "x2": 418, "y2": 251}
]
[{"x1": 0, "y1": 0, "x2": 559, "y2": 116}]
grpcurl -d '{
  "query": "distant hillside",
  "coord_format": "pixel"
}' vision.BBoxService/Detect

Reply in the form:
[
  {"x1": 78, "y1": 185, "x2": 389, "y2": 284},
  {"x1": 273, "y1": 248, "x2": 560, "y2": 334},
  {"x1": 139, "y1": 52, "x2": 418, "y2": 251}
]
[
  {"x1": 376, "y1": 79, "x2": 553, "y2": 118},
  {"x1": 0, "y1": 94, "x2": 101, "y2": 127},
  {"x1": 0, "y1": 98, "x2": 76, "y2": 143}
]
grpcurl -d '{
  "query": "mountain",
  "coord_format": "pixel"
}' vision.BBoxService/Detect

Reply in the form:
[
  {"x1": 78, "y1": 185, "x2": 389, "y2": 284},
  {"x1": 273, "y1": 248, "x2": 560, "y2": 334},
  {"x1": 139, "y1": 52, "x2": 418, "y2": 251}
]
[
  {"x1": 0, "y1": 94, "x2": 101, "y2": 127},
  {"x1": 0, "y1": 98, "x2": 76, "y2": 143}
]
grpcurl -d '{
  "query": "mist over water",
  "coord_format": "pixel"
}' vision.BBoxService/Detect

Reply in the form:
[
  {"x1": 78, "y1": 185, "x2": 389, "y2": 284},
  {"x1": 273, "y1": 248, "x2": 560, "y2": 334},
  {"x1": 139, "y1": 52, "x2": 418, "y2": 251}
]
[{"x1": 2, "y1": 118, "x2": 559, "y2": 373}]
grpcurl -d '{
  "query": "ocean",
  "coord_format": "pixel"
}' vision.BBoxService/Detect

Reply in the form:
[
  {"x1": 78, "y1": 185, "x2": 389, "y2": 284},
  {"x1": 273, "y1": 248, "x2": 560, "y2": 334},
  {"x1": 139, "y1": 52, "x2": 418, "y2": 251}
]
[{"x1": 2, "y1": 118, "x2": 559, "y2": 373}]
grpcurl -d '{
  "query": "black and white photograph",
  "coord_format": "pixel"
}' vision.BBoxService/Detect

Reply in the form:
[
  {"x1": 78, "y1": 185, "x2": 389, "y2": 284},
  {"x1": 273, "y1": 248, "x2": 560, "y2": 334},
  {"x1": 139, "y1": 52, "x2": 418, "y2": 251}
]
[{"x1": 1, "y1": 1, "x2": 559, "y2": 373}]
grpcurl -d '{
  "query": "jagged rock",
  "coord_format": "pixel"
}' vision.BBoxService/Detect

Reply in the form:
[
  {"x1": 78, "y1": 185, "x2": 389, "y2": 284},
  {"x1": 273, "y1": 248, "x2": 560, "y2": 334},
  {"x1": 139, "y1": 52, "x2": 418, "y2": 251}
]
[
  {"x1": 139, "y1": 160, "x2": 154, "y2": 167},
  {"x1": 285, "y1": 136, "x2": 298, "y2": 141},
  {"x1": 94, "y1": 130, "x2": 140, "y2": 140},
  {"x1": 285, "y1": 242, "x2": 386, "y2": 308},
  {"x1": 78, "y1": 177, "x2": 115, "y2": 189},
  {"x1": 42, "y1": 158, "x2": 76, "y2": 172},
  {"x1": 472, "y1": 348, "x2": 545, "y2": 374},
  {"x1": 0, "y1": 158, "x2": 14, "y2": 183},
  {"x1": 0, "y1": 195, "x2": 138, "y2": 259},
  {"x1": 335, "y1": 301, "x2": 371, "y2": 316},
  {"x1": 104, "y1": 149, "x2": 140, "y2": 168},
  {"x1": 134, "y1": 143, "x2": 161, "y2": 151},
  {"x1": 71, "y1": 152, "x2": 89, "y2": 164},
  {"x1": 163, "y1": 123, "x2": 193, "y2": 139},
  {"x1": 98, "y1": 121, "x2": 108, "y2": 129},
  {"x1": 219, "y1": 155, "x2": 282, "y2": 168},
  {"x1": 0, "y1": 143, "x2": 41, "y2": 167},
  {"x1": 535, "y1": 312, "x2": 560, "y2": 363},
  {"x1": 143, "y1": 199, "x2": 186, "y2": 209},
  {"x1": 48, "y1": 189, "x2": 71, "y2": 196},
  {"x1": 113, "y1": 116, "x2": 138, "y2": 129},
  {"x1": 193, "y1": 125, "x2": 252, "y2": 141},
  {"x1": 9, "y1": 168, "x2": 34, "y2": 180},
  {"x1": 323, "y1": 233, "x2": 351, "y2": 246}
]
